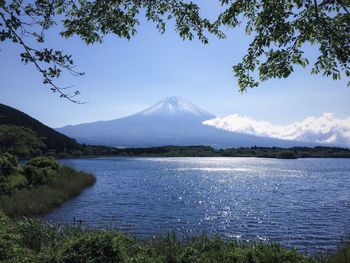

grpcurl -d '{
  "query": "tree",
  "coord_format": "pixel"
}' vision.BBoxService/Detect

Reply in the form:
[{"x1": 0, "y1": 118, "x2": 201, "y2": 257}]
[
  {"x1": 0, "y1": 125, "x2": 45, "y2": 156},
  {"x1": 217, "y1": 0, "x2": 350, "y2": 91},
  {"x1": 0, "y1": 1, "x2": 349, "y2": 101}
]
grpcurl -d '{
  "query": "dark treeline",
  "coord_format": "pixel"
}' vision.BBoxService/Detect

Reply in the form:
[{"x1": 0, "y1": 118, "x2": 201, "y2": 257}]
[
  {"x1": 1, "y1": 123, "x2": 350, "y2": 159},
  {"x1": 77, "y1": 145, "x2": 350, "y2": 159}
]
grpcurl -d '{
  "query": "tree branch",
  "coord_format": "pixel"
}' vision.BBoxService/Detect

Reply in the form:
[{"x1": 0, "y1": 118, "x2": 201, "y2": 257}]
[
  {"x1": 314, "y1": 0, "x2": 319, "y2": 21},
  {"x1": 0, "y1": 12, "x2": 83, "y2": 104},
  {"x1": 336, "y1": 0, "x2": 350, "y2": 14}
]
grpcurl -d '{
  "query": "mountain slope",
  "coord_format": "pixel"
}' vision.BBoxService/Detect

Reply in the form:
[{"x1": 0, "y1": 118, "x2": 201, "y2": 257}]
[
  {"x1": 0, "y1": 103, "x2": 80, "y2": 153},
  {"x1": 57, "y1": 97, "x2": 307, "y2": 148}
]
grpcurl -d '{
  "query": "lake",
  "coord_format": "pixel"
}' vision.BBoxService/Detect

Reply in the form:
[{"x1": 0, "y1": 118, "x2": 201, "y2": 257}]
[{"x1": 43, "y1": 157, "x2": 350, "y2": 253}]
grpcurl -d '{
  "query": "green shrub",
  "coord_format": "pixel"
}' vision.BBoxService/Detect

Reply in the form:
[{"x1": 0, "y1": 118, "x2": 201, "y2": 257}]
[
  {"x1": 23, "y1": 157, "x2": 59, "y2": 185},
  {"x1": 0, "y1": 153, "x2": 18, "y2": 176},
  {"x1": 0, "y1": 166, "x2": 96, "y2": 216},
  {"x1": 1, "y1": 173, "x2": 28, "y2": 195},
  {"x1": 0, "y1": 154, "x2": 26, "y2": 194},
  {"x1": 1, "y1": 153, "x2": 19, "y2": 167},
  {"x1": 0, "y1": 211, "x2": 34, "y2": 262},
  {"x1": 15, "y1": 217, "x2": 58, "y2": 252},
  {"x1": 26, "y1": 157, "x2": 59, "y2": 171},
  {"x1": 58, "y1": 232, "x2": 125, "y2": 263},
  {"x1": 23, "y1": 165, "x2": 56, "y2": 185}
]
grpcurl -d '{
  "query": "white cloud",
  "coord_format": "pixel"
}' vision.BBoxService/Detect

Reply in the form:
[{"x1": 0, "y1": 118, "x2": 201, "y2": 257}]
[{"x1": 203, "y1": 113, "x2": 350, "y2": 146}]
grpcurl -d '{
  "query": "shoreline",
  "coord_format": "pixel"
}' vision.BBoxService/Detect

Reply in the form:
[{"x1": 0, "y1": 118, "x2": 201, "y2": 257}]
[
  {"x1": 1, "y1": 211, "x2": 349, "y2": 262},
  {"x1": 0, "y1": 165, "x2": 96, "y2": 217},
  {"x1": 42, "y1": 145, "x2": 350, "y2": 160}
]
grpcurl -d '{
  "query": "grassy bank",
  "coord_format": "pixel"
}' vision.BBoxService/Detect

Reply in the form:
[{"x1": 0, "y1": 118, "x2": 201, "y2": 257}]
[
  {"x1": 0, "y1": 166, "x2": 95, "y2": 217},
  {"x1": 0, "y1": 154, "x2": 96, "y2": 217},
  {"x1": 0, "y1": 212, "x2": 348, "y2": 263}
]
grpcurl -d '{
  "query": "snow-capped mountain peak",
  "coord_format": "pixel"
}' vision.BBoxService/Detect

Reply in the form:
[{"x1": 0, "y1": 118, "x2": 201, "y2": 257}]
[
  {"x1": 57, "y1": 96, "x2": 305, "y2": 148},
  {"x1": 137, "y1": 96, "x2": 214, "y2": 119}
]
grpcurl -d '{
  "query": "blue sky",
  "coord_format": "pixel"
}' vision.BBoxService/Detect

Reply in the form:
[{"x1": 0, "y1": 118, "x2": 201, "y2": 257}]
[{"x1": 1, "y1": 2, "x2": 349, "y2": 128}]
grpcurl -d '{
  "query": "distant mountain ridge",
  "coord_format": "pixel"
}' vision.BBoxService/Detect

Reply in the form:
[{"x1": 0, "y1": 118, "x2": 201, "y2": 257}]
[
  {"x1": 0, "y1": 103, "x2": 80, "y2": 153},
  {"x1": 57, "y1": 97, "x2": 309, "y2": 148}
]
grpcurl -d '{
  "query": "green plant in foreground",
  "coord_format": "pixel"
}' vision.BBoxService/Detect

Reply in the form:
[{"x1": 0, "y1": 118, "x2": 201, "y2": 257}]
[
  {"x1": 58, "y1": 232, "x2": 126, "y2": 263},
  {"x1": 1, "y1": 211, "x2": 349, "y2": 263}
]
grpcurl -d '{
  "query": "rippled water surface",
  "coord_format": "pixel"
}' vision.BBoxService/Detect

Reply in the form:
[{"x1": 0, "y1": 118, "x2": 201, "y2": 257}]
[{"x1": 44, "y1": 157, "x2": 350, "y2": 253}]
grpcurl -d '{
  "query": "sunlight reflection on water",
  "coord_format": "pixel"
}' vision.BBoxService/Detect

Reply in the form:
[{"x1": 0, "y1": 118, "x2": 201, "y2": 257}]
[{"x1": 43, "y1": 157, "x2": 350, "y2": 253}]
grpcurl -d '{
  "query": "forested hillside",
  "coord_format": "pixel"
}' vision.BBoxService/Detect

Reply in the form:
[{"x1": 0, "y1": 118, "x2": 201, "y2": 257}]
[{"x1": 0, "y1": 104, "x2": 80, "y2": 154}]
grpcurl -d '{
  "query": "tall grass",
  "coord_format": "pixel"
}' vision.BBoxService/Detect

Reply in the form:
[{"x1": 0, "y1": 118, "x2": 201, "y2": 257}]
[
  {"x1": 318, "y1": 243, "x2": 350, "y2": 263},
  {"x1": 1, "y1": 212, "x2": 348, "y2": 263},
  {"x1": 0, "y1": 213, "x2": 308, "y2": 262},
  {"x1": 0, "y1": 166, "x2": 96, "y2": 217}
]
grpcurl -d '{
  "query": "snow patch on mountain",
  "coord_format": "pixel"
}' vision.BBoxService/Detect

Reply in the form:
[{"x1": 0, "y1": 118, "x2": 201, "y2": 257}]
[{"x1": 137, "y1": 96, "x2": 214, "y2": 119}]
